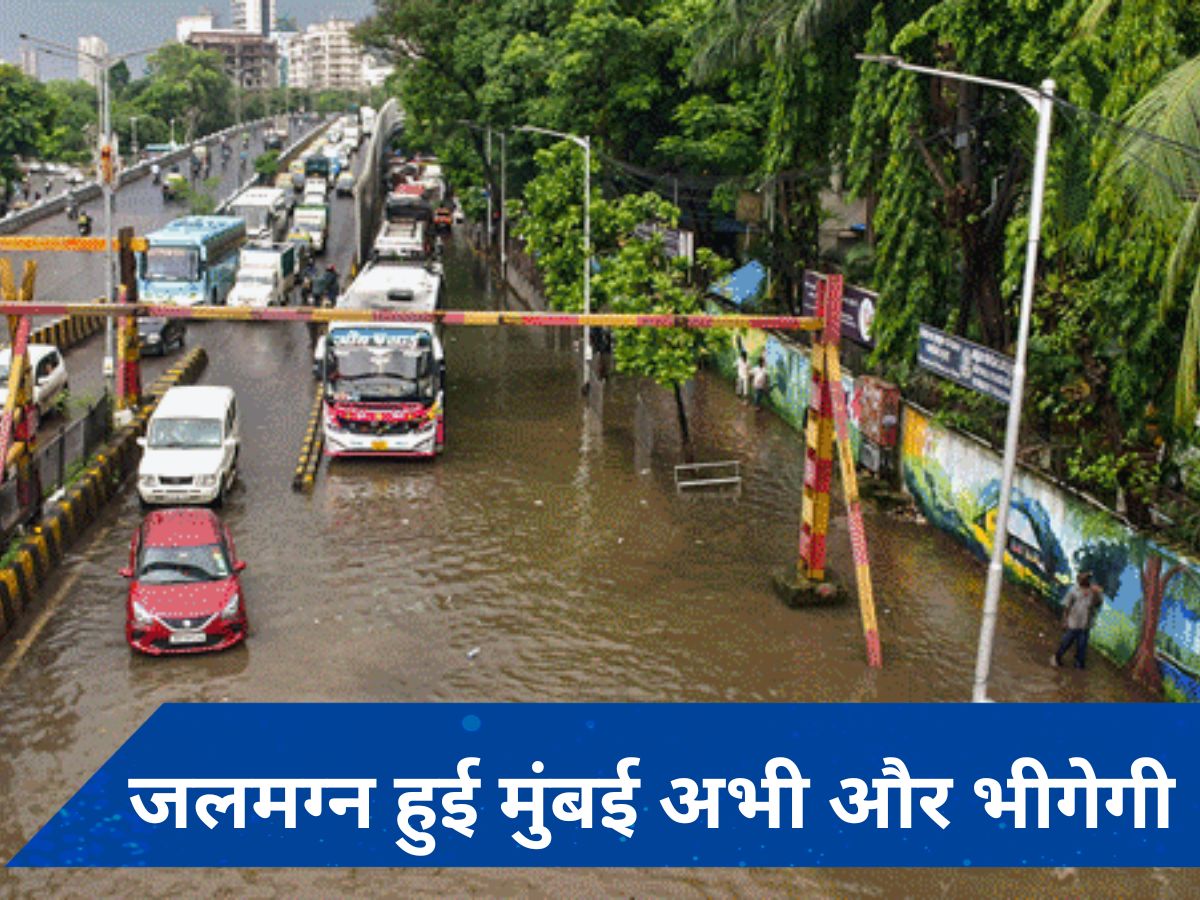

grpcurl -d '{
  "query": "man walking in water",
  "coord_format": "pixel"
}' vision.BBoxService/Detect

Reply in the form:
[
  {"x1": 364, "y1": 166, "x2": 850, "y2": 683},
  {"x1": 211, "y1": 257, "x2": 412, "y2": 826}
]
[{"x1": 1051, "y1": 572, "x2": 1104, "y2": 669}]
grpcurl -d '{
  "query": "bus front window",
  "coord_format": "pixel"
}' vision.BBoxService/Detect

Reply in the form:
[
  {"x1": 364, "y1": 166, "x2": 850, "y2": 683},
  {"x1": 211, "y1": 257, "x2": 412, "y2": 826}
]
[{"x1": 144, "y1": 247, "x2": 200, "y2": 281}]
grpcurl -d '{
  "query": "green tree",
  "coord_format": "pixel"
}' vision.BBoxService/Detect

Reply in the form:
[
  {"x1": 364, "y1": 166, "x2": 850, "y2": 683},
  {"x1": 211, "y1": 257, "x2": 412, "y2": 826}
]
[
  {"x1": 139, "y1": 43, "x2": 234, "y2": 141},
  {"x1": 518, "y1": 140, "x2": 729, "y2": 451},
  {"x1": 0, "y1": 65, "x2": 56, "y2": 196},
  {"x1": 254, "y1": 149, "x2": 281, "y2": 183}
]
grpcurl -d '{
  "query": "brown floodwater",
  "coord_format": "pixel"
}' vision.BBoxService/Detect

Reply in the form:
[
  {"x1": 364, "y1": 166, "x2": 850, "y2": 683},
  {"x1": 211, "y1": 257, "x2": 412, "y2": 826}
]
[{"x1": 0, "y1": 237, "x2": 1189, "y2": 897}]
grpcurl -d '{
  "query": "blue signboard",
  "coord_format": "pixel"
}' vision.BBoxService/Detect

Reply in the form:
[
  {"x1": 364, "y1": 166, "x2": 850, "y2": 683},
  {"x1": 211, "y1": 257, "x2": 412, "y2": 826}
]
[
  {"x1": 9, "y1": 703, "x2": 1200, "y2": 868},
  {"x1": 917, "y1": 323, "x2": 1014, "y2": 403}
]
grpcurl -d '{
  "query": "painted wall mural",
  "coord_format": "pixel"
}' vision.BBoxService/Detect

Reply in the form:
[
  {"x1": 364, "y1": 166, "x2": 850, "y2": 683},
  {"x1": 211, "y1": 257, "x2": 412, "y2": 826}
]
[
  {"x1": 706, "y1": 300, "x2": 863, "y2": 458},
  {"x1": 902, "y1": 406, "x2": 1200, "y2": 701}
]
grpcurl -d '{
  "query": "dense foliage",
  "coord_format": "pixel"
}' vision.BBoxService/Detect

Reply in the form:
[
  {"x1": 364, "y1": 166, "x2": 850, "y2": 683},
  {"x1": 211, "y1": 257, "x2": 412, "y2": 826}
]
[{"x1": 325, "y1": 2, "x2": 1200, "y2": 529}]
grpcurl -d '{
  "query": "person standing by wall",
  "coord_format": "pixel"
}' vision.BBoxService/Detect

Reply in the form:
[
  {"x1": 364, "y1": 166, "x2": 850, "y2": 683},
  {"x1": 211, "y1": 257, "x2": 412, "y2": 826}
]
[
  {"x1": 736, "y1": 349, "x2": 750, "y2": 400},
  {"x1": 1051, "y1": 572, "x2": 1104, "y2": 669},
  {"x1": 750, "y1": 355, "x2": 770, "y2": 408}
]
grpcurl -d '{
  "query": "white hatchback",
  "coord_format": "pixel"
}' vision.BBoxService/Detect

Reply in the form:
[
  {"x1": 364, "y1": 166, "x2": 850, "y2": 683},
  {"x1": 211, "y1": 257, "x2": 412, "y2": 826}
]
[
  {"x1": 0, "y1": 344, "x2": 69, "y2": 417},
  {"x1": 137, "y1": 386, "x2": 240, "y2": 507}
]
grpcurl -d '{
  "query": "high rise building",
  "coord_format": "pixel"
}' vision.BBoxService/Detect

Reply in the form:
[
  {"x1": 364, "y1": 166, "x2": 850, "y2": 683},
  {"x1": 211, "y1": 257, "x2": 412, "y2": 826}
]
[
  {"x1": 232, "y1": 0, "x2": 276, "y2": 36},
  {"x1": 187, "y1": 30, "x2": 278, "y2": 92},
  {"x1": 77, "y1": 35, "x2": 108, "y2": 87},
  {"x1": 19, "y1": 47, "x2": 39, "y2": 80},
  {"x1": 291, "y1": 20, "x2": 384, "y2": 92}
]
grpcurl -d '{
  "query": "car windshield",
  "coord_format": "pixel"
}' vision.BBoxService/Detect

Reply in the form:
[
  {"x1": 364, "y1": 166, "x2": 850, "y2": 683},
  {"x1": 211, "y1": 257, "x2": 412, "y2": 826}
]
[
  {"x1": 240, "y1": 270, "x2": 274, "y2": 285},
  {"x1": 147, "y1": 417, "x2": 223, "y2": 449},
  {"x1": 326, "y1": 347, "x2": 435, "y2": 403},
  {"x1": 144, "y1": 247, "x2": 200, "y2": 282},
  {"x1": 137, "y1": 542, "x2": 230, "y2": 584}
]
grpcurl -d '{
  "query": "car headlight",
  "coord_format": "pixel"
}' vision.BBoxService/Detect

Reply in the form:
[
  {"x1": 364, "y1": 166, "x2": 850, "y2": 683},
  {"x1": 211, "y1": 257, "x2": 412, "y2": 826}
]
[
  {"x1": 196, "y1": 473, "x2": 218, "y2": 487},
  {"x1": 221, "y1": 593, "x2": 241, "y2": 620},
  {"x1": 139, "y1": 475, "x2": 156, "y2": 487},
  {"x1": 132, "y1": 600, "x2": 154, "y2": 626}
]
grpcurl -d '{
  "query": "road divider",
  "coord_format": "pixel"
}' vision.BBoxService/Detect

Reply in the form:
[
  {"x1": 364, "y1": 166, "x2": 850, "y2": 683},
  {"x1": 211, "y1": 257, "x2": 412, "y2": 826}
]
[
  {"x1": 29, "y1": 306, "x2": 105, "y2": 353},
  {"x1": 0, "y1": 347, "x2": 208, "y2": 643},
  {"x1": 292, "y1": 383, "x2": 325, "y2": 493}
]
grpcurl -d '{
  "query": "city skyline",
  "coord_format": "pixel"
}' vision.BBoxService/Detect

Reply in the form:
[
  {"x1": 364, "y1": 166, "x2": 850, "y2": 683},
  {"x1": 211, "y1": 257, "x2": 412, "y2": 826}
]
[{"x1": 0, "y1": 0, "x2": 374, "y2": 80}]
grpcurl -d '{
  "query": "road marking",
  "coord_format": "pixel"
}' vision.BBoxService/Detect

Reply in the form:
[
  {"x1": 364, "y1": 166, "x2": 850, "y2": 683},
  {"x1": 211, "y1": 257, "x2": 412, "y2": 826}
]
[{"x1": 0, "y1": 517, "x2": 119, "y2": 689}]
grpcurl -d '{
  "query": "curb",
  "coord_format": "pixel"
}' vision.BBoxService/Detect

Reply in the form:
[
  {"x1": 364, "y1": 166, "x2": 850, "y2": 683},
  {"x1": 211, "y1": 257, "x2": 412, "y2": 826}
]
[
  {"x1": 292, "y1": 382, "x2": 324, "y2": 492},
  {"x1": 0, "y1": 347, "x2": 208, "y2": 643}
]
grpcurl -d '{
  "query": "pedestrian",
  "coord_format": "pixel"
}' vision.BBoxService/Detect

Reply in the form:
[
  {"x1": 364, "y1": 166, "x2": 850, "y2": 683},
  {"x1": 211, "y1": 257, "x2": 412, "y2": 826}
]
[
  {"x1": 1052, "y1": 572, "x2": 1104, "y2": 669},
  {"x1": 750, "y1": 355, "x2": 770, "y2": 408},
  {"x1": 736, "y1": 349, "x2": 750, "y2": 399}
]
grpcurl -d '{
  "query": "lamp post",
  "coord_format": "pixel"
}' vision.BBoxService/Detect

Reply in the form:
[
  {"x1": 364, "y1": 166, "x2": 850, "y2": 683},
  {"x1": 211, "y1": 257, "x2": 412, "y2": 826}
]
[
  {"x1": 856, "y1": 55, "x2": 1055, "y2": 703},
  {"x1": 21, "y1": 33, "x2": 158, "y2": 405},
  {"x1": 170, "y1": 118, "x2": 177, "y2": 149},
  {"x1": 517, "y1": 124, "x2": 592, "y2": 392},
  {"x1": 130, "y1": 116, "x2": 140, "y2": 160},
  {"x1": 455, "y1": 120, "x2": 508, "y2": 272}
]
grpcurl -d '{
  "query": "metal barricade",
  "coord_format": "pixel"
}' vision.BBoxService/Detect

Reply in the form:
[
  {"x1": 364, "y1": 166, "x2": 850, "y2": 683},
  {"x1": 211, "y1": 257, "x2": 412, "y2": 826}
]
[
  {"x1": 674, "y1": 460, "x2": 742, "y2": 497},
  {"x1": 33, "y1": 394, "x2": 111, "y2": 501}
]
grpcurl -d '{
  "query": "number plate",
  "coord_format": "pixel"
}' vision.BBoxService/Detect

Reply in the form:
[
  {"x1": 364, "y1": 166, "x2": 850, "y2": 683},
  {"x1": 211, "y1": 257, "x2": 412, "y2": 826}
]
[
  {"x1": 169, "y1": 631, "x2": 207, "y2": 645},
  {"x1": 370, "y1": 439, "x2": 388, "y2": 451}
]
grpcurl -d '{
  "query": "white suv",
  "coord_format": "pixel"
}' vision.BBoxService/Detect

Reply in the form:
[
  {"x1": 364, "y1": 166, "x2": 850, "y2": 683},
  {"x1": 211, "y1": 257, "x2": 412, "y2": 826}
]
[{"x1": 137, "y1": 386, "x2": 240, "y2": 507}]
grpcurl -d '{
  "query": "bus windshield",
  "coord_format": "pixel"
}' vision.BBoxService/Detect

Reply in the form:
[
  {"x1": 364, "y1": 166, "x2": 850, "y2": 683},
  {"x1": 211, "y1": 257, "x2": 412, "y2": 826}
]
[
  {"x1": 144, "y1": 247, "x2": 200, "y2": 281},
  {"x1": 326, "y1": 346, "x2": 436, "y2": 404}
]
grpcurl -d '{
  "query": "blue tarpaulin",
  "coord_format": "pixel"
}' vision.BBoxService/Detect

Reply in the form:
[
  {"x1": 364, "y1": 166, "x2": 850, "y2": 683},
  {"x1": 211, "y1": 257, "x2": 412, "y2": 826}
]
[{"x1": 709, "y1": 259, "x2": 765, "y2": 308}]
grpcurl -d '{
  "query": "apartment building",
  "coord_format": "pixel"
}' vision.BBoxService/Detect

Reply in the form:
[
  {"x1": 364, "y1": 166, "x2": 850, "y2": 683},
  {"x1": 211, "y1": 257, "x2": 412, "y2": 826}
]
[{"x1": 186, "y1": 29, "x2": 278, "y2": 91}]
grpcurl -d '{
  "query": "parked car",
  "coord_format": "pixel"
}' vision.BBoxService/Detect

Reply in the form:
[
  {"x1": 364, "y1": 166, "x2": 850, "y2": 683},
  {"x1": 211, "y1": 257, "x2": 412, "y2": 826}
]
[
  {"x1": 137, "y1": 386, "x2": 240, "y2": 507},
  {"x1": 0, "y1": 344, "x2": 68, "y2": 416},
  {"x1": 137, "y1": 317, "x2": 187, "y2": 356},
  {"x1": 121, "y1": 507, "x2": 248, "y2": 655},
  {"x1": 335, "y1": 171, "x2": 356, "y2": 196}
]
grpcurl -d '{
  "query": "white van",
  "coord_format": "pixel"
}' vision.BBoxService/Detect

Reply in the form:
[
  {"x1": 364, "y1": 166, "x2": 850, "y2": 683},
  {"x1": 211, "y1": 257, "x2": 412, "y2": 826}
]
[{"x1": 137, "y1": 386, "x2": 240, "y2": 507}]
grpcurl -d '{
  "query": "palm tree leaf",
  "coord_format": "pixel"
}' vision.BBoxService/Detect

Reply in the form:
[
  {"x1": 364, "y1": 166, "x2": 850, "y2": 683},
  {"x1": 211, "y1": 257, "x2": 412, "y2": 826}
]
[
  {"x1": 1108, "y1": 56, "x2": 1200, "y2": 221},
  {"x1": 1174, "y1": 268, "x2": 1200, "y2": 427}
]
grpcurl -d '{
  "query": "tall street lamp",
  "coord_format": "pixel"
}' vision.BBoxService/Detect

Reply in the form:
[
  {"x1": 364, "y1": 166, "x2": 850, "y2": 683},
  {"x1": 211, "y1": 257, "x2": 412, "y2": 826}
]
[
  {"x1": 857, "y1": 54, "x2": 1055, "y2": 703},
  {"x1": 517, "y1": 124, "x2": 592, "y2": 392},
  {"x1": 455, "y1": 120, "x2": 507, "y2": 274},
  {"x1": 21, "y1": 33, "x2": 158, "y2": 405},
  {"x1": 130, "y1": 116, "x2": 140, "y2": 159}
]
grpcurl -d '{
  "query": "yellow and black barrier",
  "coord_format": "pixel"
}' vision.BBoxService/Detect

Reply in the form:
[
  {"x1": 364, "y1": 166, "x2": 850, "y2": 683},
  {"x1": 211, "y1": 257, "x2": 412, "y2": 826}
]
[
  {"x1": 292, "y1": 383, "x2": 325, "y2": 493},
  {"x1": 28, "y1": 307, "x2": 106, "y2": 353},
  {"x1": 0, "y1": 347, "x2": 208, "y2": 642}
]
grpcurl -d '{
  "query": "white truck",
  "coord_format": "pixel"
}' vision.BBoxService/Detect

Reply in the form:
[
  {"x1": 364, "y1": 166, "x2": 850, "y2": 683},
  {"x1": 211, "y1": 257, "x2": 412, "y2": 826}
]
[
  {"x1": 374, "y1": 218, "x2": 434, "y2": 264},
  {"x1": 292, "y1": 202, "x2": 329, "y2": 254},
  {"x1": 227, "y1": 241, "x2": 298, "y2": 307},
  {"x1": 228, "y1": 186, "x2": 289, "y2": 242},
  {"x1": 360, "y1": 106, "x2": 377, "y2": 138}
]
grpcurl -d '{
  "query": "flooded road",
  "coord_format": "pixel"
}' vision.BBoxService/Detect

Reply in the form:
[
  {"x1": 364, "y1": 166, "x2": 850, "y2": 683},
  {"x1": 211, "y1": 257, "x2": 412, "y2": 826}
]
[{"x1": 0, "y1": 236, "x2": 1190, "y2": 896}]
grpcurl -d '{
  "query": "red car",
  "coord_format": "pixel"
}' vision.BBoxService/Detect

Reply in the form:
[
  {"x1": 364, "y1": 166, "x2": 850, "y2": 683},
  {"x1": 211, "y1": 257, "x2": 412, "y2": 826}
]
[{"x1": 121, "y1": 508, "x2": 248, "y2": 655}]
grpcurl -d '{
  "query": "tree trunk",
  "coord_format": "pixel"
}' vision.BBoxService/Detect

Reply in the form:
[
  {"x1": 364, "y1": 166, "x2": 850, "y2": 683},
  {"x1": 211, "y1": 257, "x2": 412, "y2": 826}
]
[
  {"x1": 1130, "y1": 557, "x2": 1184, "y2": 693},
  {"x1": 673, "y1": 382, "x2": 694, "y2": 463}
]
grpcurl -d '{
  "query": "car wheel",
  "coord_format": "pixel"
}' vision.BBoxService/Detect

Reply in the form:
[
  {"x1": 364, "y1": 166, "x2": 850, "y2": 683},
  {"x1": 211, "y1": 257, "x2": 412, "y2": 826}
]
[{"x1": 176, "y1": 328, "x2": 186, "y2": 350}]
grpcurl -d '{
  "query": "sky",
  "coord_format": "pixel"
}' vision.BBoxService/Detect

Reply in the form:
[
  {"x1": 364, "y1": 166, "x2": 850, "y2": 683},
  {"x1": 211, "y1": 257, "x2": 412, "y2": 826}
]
[{"x1": 1, "y1": 0, "x2": 375, "y2": 80}]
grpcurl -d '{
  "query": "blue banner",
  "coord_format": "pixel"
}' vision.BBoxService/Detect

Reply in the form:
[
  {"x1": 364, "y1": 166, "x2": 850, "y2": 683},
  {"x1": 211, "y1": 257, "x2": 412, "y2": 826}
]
[{"x1": 10, "y1": 703, "x2": 1198, "y2": 867}]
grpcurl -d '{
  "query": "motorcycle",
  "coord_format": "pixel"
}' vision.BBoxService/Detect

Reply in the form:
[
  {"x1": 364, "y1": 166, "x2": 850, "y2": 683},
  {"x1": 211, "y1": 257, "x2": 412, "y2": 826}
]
[
  {"x1": 65, "y1": 198, "x2": 79, "y2": 220},
  {"x1": 77, "y1": 214, "x2": 92, "y2": 236}
]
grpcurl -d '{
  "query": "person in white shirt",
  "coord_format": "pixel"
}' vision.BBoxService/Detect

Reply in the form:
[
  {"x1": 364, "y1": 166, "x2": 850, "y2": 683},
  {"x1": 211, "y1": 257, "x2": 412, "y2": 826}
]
[
  {"x1": 735, "y1": 350, "x2": 750, "y2": 399},
  {"x1": 750, "y1": 356, "x2": 769, "y2": 408}
]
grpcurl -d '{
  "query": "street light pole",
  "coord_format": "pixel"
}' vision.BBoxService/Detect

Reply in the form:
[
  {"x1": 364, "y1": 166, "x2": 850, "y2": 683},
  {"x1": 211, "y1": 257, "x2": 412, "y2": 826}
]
[
  {"x1": 485, "y1": 128, "x2": 493, "y2": 251},
  {"x1": 21, "y1": 33, "x2": 159, "y2": 404},
  {"x1": 130, "y1": 116, "x2": 139, "y2": 159},
  {"x1": 857, "y1": 55, "x2": 1056, "y2": 703},
  {"x1": 499, "y1": 131, "x2": 507, "y2": 276},
  {"x1": 517, "y1": 124, "x2": 592, "y2": 392}
]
